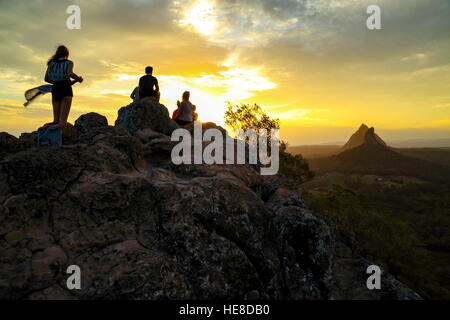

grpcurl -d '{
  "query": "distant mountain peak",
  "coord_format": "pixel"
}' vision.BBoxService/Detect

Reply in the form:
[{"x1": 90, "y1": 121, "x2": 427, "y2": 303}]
[
  {"x1": 342, "y1": 124, "x2": 386, "y2": 151},
  {"x1": 341, "y1": 124, "x2": 369, "y2": 151},
  {"x1": 364, "y1": 127, "x2": 387, "y2": 147}
]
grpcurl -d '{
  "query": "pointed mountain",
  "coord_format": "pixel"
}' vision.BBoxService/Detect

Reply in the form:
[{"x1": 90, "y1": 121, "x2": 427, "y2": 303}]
[
  {"x1": 341, "y1": 124, "x2": 386, "y2": 151},
  {"x1": 309, "y1": 125, "x2": 449, "y2": 181},
  {"x1": 341, "y1": 124, "x2": 369, "y2": 151},
  {"x1": 364, "y1": 127, "x2": 387, "y2": 147}
]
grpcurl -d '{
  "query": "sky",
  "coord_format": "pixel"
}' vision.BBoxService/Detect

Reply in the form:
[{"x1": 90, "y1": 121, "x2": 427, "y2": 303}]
[{"x1": 1, "y1": 0, "x2": 450, "y2": 145}]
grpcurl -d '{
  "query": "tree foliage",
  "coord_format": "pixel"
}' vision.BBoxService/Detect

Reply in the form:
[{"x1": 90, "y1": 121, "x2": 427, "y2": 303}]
[
  {"x1": 224, "y1": 103, "x2": 314, "y2": 184},
  {"x1": 224, "y1": 103, "x2": 280, "y2": 133},
  {"x1": 303, "y1": 180, "x2": 450, "y2": 299}
]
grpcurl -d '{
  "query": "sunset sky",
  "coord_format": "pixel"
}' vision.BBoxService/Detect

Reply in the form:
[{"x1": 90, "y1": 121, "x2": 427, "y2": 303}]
[{"x1": 1, "y1": 0, "x2": 450, "y2": 145}]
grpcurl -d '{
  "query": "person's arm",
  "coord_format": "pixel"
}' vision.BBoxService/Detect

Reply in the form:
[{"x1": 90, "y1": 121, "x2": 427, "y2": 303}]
[
  {"x1": 67, "y1": 61, "x2": 83, "y2": 83},
  {"x1": 155, "y1": 78, "x2": 159, "y2": 93},
  {"x1": 131, "y1": 88, "x2": 136, "y2": 99}
]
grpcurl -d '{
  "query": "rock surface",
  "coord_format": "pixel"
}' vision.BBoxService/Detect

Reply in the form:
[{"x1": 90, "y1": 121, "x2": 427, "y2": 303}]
[
  {"x1": 115, "y1": 98, "x2": 178, "y2": 136},
  {"x1": 74, "y1": 112, "x2": 108, "y2": 133},
  {"x1": 0, "y1": 100, "x2": 421, "y2": 300},
  {"x1": 0, "y1": 133, "x2": 23, "y2": 157}
]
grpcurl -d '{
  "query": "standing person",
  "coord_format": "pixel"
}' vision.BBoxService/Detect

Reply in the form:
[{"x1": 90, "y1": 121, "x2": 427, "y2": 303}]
[
  {"x1": 45, "y1": 45, "x2": 83, "y2": 127},
  {"x1": 139, "y1": 66, "x2": 160, "y2": 101},
  {"x1": 175, "y1": 91, "x2": 194, "y2": 126}
]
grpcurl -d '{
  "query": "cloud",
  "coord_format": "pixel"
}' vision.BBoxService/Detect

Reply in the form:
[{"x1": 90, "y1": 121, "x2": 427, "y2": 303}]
[
  {"x1": 1, "y1": 0, "x2": 450, "y2": 143},
  {"x1": 172, "y1": 0, "x2": 450, "y2": 66}
]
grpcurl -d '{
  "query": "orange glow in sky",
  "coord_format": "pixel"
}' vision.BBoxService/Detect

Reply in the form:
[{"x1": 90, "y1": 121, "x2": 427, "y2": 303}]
[{"x1": 0, "y1": 0, "x2": 449, "y2": 145}]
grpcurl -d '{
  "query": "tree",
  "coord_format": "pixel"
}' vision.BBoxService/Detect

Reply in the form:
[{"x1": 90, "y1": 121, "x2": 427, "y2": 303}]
[
  {"x1": 224, "y1": 103, "x2": 314, "y2": 184},
  {"x1": 225, "y1": 103, "x2": 280, "y2": 133}
]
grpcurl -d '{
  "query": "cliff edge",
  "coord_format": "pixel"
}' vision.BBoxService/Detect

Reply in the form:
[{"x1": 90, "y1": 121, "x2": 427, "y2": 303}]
[{"x1": 0, "y1": 98, "x2": 421, "y2": 300}]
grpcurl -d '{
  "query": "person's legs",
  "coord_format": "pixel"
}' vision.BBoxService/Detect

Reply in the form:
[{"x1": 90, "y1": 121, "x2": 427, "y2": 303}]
[
  {"x1": 58, "y1": 96, "x2": 73, "y2": 127},
  {"x1": 52, "y1": 98, "x2": 62, "y2": 124}
]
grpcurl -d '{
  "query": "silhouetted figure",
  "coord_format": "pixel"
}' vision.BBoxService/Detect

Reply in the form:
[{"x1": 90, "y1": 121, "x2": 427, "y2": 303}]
[
  {"x1": 130, "y1": 86, "x2": 140, "y2": 103},
  {"x1": 45, "y1": 45, "x2": 83, "y2": 127},
  {"x1": 192, "y1": 104, "x2": 198, "y2": 121},
  {"x1": 139, "y1": 66, "x2": 160, "y2": 101},
  {"x1": 174, "y1": 91, "x2": 194, "y2": 126}
]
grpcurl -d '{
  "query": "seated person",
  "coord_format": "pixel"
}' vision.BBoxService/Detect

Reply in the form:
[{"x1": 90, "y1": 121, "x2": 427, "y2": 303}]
[
  {"x1": 139, "y1": 66, "x2": 159, "y2": 100},
  {"x1": 130, "y1": 86, "x2": 140, "y2": 103},
  {"x1": 174, "y1": 91, "x2": 194, "y2": 126},
  {"x1": 172, "y1": 100, "x2": 181, "y2": 119}
]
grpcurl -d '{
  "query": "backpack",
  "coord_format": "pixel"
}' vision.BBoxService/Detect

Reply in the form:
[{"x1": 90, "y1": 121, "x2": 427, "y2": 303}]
[
  {"x1": 37, "y1": 123, "x2": 62, "y2": 147},
  {"x1": 172, "y1": 109, "x2": 179, "y2": 120}
]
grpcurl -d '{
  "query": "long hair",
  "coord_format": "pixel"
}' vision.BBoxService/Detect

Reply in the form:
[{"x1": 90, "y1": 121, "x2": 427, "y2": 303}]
[
  {"x1": 47, "y1": 45, "x2": 69, "y2": 65},
  {"x1": 182, "y1": 91, "x2": 190, "y2": 102}
]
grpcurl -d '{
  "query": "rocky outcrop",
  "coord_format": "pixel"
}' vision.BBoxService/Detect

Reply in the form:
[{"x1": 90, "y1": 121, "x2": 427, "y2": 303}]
[
  {"x1": 19, "y1": 132, "x2": 37, "y2": 149},
  {"x1": 364, "y1": 127, "x2": 387, "y2": 146},
  {"x1": 0, "y1": 103, "x2": 421, "y2": 300},
  {"x1": 309, "y1": 124, "x2": 448, "y2": 181},
  {"x1": 341, "y1": 124, "x2": 386, "y2": 151},
  {"x1": 115, "y1": 97, "x2": 178, "y2": 136},
  {"x1": 184, "y1": 122, "x2": 227, "y2": 137},
  {"x1": 0, "y1": 133, "x2": 23, "y2": 157},
  {"x1": 74, "y1": 112, "x2": 108, "y2": 133},
  {"x1": 332, "y1": 245, "x2": 422, "y2": 300}
]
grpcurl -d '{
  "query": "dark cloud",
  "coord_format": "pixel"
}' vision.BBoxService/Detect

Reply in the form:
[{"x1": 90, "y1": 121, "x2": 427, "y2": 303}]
[
  {"x1": 1, "y1": 0, "x2": 450, "y2": 143},
  {"x1": 2, "y1": 0, "x2": 449, "y2": 78},
  {"x1": 0, "y1": 0, "x2": 227, "y2": 85}
]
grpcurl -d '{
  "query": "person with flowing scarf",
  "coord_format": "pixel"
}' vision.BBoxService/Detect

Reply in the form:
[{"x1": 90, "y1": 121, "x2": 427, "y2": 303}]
[{"x1": 44, "y1": 45, "x2": 83, "y2": 127}]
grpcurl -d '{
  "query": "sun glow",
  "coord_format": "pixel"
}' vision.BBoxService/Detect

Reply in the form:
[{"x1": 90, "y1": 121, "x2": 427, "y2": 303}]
[
  {"x1": 158, "y1": 65, "x2": 276, "y2": 126},
  {"x1": 159, "y1": 76, "x2": 226, "y2": 126},
  {"x1": 178, "y1": 0, "x2": 217, "y2": 36}
]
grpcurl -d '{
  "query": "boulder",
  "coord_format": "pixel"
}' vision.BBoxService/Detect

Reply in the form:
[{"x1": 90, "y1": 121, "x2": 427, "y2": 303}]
[
  {"x1": 184, "y1": 121, "x2": 227, "y2": 136},
  {"x1": 19, "y1": 132, "x2": 37, "y2": 149},
  {"x1": 0, "y1": 132, "x2": 23, "y2": 157},
  {"x1": 115, "y1": 98, "x2": 179, "y2": 136},
  {"x1": 62, "y1": 123, "x2": 81, "y2": 145},
  {"x1": 74, "y1": 112, "x2": 108, "y2": 133}
]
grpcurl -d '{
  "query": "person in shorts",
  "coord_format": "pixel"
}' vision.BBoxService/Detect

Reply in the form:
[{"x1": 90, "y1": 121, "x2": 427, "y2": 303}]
[{"x1": 45, "y1": 45, "x2": 83, "y2": 127}]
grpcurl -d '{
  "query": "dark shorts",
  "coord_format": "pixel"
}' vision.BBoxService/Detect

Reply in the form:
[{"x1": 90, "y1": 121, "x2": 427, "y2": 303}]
[{"x1": 52, "y1": 81, "x2": 73, "y2": 101}]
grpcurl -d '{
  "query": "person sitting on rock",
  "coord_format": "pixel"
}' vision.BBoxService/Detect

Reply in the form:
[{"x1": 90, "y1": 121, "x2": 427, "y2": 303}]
[
  {"x1": 139, "y1": 66, "x2": 160, "y2": 101},
  {"x1": 172, "y1": 100, "x2": 181, "y2": 120},
  {"x1": 174, "y1": 91, "x2": 194, "y2": 126},
  {"x1": 130, "y1": 86, "x2": 140, "y2": 103}
]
